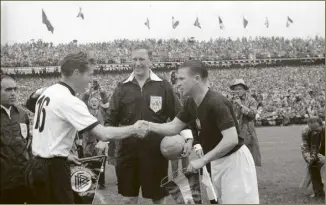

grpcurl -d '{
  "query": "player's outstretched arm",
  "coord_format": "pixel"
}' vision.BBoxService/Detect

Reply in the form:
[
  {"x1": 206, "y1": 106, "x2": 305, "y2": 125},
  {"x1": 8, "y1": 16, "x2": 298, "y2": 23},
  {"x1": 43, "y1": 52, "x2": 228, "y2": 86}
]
[
  {"x1": 89, "y1": 123, "x2": 147, "y2": 142},
  {"x1": 141, "y1": 117, "x2": 187, "y2": 136}
]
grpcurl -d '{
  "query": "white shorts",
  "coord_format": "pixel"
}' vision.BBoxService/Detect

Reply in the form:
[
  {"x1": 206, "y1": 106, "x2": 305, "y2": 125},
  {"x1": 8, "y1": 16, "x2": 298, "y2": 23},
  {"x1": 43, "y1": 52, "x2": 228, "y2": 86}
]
[{"x1": 210, "y1": 145, "x2": 259, "y2": 204}]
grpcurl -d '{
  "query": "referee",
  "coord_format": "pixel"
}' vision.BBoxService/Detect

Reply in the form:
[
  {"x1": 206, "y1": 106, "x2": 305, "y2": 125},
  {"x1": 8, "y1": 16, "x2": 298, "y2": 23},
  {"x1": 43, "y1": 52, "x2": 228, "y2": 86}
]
[
  {"x1": 99, "y1": 45, "x2": 186, "y2": 204},
  {"x1": 24, "y1": 52, "x2": 147, "y2": 204}
]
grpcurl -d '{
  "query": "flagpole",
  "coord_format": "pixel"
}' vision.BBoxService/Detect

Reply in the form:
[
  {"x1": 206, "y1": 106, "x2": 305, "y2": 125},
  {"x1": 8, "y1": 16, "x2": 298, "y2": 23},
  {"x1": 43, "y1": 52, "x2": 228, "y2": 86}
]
[
  {"x1": 149, "y1": 17, "x2": 151, "y2": 40},
  {"x1": 171, "y1": 16, "x2": 174, "y2": 40},
  {"x1": 149, "y1": 5, "x2": 151, "y2": 41},
  {"x1": 195, "y1": 12, "x2": 199, "y2": 41}
]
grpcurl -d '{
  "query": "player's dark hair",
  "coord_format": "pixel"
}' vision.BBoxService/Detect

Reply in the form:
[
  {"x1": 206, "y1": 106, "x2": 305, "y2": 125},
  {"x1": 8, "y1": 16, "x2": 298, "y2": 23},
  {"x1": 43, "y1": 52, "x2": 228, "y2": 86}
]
[
  {"x1": 0, "y1": 75, "x2": 15, "y2": 83},
  {"x1": 60, "y1": 52, "x2": 95, "y2": 77},
  {"x1": 307, "y1": 116, "x2": 323, "y2": 126},
  {"x1": 132, "y1": 44, "x2": 153, "y2": 59},
  {"x1": 178, "y1": 60, "x2": 208, "y2": 79}
]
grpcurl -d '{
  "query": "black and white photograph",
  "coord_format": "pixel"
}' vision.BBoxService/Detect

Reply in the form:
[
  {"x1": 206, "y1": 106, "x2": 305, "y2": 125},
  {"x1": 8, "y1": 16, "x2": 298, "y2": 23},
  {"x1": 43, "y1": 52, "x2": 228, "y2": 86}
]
[{"x1": 0, "y1": 1, "x2": 325, "y2": 204}]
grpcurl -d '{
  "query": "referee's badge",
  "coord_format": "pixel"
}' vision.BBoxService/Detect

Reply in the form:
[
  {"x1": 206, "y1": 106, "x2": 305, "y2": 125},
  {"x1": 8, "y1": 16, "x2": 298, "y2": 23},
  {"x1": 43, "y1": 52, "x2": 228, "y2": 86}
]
[
  {"x1": 71, "y1": 166, "x2": 94, "y2": 193},
  {"x1": 20, "y1": 123, "x2": 28, "y2": 139},
  {"x1": 150, "y1": 96, "x2": 162, "y2": 113}
]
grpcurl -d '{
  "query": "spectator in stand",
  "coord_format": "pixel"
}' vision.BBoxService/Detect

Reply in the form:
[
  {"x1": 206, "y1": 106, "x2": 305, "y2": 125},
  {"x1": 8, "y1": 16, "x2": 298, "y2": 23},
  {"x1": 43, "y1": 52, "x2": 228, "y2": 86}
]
[
  {"x1": 230, "y1": 79, "x2": 262, "y2": 167},
  {"x1": 1, "y1": 37, "x2": 325, "y2": 67},
  {"x1": 80, "y1": 80, "x2": 111, "y2": 190}
]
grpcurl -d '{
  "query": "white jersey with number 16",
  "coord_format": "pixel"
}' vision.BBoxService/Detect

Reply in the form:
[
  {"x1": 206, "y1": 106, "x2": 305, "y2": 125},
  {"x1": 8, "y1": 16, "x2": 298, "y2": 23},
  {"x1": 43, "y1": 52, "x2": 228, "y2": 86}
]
[{"x1": 32, "y1": 82, "x2": 99, "y2": 158}]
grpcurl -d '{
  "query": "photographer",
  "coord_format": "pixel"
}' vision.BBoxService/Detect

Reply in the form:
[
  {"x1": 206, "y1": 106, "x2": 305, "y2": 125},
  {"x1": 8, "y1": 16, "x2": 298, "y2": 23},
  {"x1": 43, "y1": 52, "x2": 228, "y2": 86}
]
[
  {"x1": 230, "y1": 79, "x2": 262, "y2": 167},
  {"x1": 80, "y1": 79, "x2": 111, "y2": 189},
  {"x1": 170, "y1": 71, "x2": 177, "y2": 86},
  {"x1": 301, "y1": 117, "x2": 325, "y2": 198}
]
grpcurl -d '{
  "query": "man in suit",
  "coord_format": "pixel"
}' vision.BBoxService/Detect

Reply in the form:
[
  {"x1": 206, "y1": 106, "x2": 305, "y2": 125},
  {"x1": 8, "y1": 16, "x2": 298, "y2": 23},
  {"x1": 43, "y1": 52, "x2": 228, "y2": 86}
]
[{"x1": 301, "y1": 116, "x2": 325, "y2": 198}]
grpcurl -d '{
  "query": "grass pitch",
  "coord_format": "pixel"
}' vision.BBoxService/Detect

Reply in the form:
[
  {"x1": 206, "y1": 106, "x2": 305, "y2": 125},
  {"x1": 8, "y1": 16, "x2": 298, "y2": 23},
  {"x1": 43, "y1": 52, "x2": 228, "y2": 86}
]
[{"x1": 94, "y1": 125, "x2": 325, "y2": 204}]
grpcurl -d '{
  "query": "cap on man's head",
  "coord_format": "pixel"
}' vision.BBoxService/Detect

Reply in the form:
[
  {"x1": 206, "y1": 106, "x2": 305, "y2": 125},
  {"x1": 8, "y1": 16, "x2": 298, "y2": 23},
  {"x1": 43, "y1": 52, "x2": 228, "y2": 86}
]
[
  {"x1": 230, "y1": 79, "x2": 249, "y2": 90},
  {"x1": 179, "y1": 60, "x2": 208, "y2": 79}
]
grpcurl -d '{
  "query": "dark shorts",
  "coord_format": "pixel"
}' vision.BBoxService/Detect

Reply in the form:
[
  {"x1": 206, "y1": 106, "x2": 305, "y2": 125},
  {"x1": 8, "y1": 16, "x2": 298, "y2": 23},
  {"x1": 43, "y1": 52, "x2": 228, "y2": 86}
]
[
  {"x1": 25, "y1": 156, "x2": 74, "y2": 204},
  {"x1": 0, "y1": 185, "x2": 31, "y2": 204},
  {"x1": 116, "y1": 133, "x2": 169, "y2": 200}
]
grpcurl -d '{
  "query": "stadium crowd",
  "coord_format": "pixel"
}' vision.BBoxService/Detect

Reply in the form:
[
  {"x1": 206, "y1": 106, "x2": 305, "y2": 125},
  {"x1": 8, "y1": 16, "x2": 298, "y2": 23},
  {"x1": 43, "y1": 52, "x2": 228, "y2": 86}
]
[
  {"x1": 6, "y1": 64, "x2": 324, "y2": 126},
  {"x1": 1, "y1": 36, "x2": 325, "y2": 67}
]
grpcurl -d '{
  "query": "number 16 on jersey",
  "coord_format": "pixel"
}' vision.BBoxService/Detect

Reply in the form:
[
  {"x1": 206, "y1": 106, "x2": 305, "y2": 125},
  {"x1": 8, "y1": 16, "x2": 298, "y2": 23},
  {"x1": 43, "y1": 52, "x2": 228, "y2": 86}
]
[{"x1": 34, "y1": 95, "x2": 51, "y2": 133}]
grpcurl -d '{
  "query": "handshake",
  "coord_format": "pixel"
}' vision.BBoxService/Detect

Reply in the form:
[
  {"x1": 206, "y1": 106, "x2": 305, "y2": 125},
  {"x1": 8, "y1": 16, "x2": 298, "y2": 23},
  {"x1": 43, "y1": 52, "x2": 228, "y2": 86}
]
[{"x1": 132, "y1": 120, "x2": 152, "y2": 138}]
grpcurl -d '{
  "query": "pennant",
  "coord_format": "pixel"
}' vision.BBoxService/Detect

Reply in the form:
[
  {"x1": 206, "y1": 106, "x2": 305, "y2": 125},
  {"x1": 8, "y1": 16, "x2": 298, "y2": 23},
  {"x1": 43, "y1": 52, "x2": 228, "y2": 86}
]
[
  {"x1": 194, "y1": 144, "x2": 218, "y2": 202},
  {"x1": 264, "y1": 17, "x2": 269, "y2": 28},
  {"x1": 42, "y1": 9, "x2": 54, "y2": 33},
  {"x1": 218, "y1": 16, "x2": 224, "y2": 30},
  {"x1": 161, "y1": 168, "x2": 202, "y2": 204},
  {"x1": 286, "y1": 16, "x2": 293, "y2": 27},
  {"x1": 243, "y1": 16, "x2": 248, "y2": 28},
  {"x1": 77, "y1": 7, "x2": 84, "y2": 20},
  {"x1": 71, "y1": 155, "x2": 107, "y2": 204},
  {"x1": 172, "y1": 16, "x2": 180, "y2": 29},
  {"x1": 144, "y1": 17, "x2": 150, "y2": 29},
  {"x1": 194, "y1": 17, "x2": 201, "y2": 29}
]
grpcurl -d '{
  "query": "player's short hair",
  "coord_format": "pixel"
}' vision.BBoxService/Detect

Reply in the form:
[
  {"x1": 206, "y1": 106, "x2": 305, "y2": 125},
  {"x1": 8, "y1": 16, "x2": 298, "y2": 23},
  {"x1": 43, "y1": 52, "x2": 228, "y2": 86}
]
[
  {"x1": 0, "y1": 75, "x2": 15, "y2": 83},
  {"x1": 132, "y1": 44, "x2": 153, "y2": 59},
  {"x1": 178, "y1": 60, "x2": 208, "y2": 79},
  {"x1": 307, "y1": 116, "x2": 323, "y2": 126},
  {"x1": 60, "y1": 52, "x2": 95, "y2": 77}
]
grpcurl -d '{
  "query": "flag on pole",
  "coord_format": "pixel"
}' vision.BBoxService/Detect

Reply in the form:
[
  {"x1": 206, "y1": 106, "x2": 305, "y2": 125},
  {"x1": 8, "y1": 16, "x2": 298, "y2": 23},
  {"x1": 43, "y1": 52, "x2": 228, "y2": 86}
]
[
  {"x1": 218, "y1": 16, "x2": 224, "y2": 30},
  {"x1": 194, "y1": 17, "x2": 201, "y2": 29},
  {"x1": 144, "y1": 17, "x2": 150, "y2": 29},
  {"x1": 77, "y1": 7, "x2": 84, "y2": 20},
  {"x1": 243, "y1": 16, "x2": 248, "y2": 28},
  {"x1": 286, "y1": 16, "x2": 293, "y2": 27},
  {"x1": 264, "y1": 17, "x2": 269, "y2": 28},
  {"x1": 42, "y1": 9, "x2": 54, "y2": 33},
  {"x1": 172, "y1": 16, "x2": 180, "y2": 29}
]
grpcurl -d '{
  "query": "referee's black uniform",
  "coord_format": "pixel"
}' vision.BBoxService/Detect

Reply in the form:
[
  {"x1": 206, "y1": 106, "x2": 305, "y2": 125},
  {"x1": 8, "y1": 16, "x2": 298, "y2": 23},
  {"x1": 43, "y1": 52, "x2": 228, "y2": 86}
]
[{"x1": 106, "y1": 71, "x2": 182, "y2": 200}]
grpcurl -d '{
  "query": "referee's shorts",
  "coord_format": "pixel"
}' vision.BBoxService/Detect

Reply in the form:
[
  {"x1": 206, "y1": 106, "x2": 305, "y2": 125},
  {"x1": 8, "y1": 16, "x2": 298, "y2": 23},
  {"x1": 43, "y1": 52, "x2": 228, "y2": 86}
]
[
  {"x1": 25, "y1": 156, "x2": 74, "y2": 204},
  {"x1": 116, "y1": 133, "x2": 169, "y2": 200}
]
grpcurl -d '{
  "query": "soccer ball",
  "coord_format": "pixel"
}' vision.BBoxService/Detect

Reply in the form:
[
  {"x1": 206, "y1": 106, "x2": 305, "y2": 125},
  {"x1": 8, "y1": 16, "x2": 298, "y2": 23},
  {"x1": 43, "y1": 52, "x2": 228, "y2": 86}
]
[{"x1": 160, "y1": 135, "x2": 185, "y2": 160}]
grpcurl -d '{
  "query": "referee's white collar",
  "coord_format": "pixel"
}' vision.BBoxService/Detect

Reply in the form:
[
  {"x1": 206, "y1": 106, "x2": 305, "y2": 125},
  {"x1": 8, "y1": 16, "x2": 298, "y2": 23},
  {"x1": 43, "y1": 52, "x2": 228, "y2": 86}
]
[{"x1": 123, "y1": 70, "x2": 162, "y2": 84}]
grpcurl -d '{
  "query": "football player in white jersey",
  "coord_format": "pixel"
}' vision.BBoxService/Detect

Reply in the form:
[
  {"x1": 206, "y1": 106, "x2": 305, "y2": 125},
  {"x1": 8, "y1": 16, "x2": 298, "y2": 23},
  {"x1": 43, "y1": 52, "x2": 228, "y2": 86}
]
[{"x1": 25, "y1": 52, "x2": 147, "y2": 203}]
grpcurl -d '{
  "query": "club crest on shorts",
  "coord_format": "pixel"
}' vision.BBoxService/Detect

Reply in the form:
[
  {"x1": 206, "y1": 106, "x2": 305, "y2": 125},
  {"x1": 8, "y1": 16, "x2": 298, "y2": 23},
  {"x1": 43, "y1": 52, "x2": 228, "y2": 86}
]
[
  {"x1": 150, "y1": 96, "x2": 162, "y2": 113},
  {"x1": 20, "y1": 123, "x2": 28, "y2": 139},
  {"x1": 71, "y1": 166, "x2": 93, "y2": 193}
]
